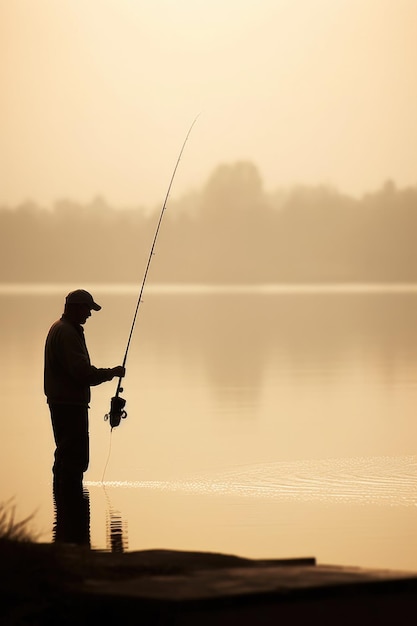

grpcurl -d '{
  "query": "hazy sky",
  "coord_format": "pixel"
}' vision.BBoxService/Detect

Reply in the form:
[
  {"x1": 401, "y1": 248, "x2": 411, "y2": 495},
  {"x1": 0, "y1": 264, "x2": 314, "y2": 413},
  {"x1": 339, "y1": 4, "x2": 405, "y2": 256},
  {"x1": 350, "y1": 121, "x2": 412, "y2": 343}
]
[{"x1": 1, "y1": 0, "x2": 416, "y2": 209}]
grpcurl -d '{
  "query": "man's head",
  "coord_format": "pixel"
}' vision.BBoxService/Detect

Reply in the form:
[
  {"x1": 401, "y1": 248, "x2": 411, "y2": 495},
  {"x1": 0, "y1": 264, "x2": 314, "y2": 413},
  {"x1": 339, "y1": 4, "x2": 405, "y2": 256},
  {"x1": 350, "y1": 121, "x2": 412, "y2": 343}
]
[
  {"x1": 65, "y1": 289, "x2": 101, "y2": 310},
  {"x1": 64, "y1": 289, "x2": 101, "y2": 324}
]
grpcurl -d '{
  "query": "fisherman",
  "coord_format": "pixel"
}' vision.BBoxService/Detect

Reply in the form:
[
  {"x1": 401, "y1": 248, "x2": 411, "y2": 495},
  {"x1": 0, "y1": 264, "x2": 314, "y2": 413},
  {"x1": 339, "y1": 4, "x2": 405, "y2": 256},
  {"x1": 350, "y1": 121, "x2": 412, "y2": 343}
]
[{"x1": 44, "y1": 289, "x2": 125, "y2": 489}]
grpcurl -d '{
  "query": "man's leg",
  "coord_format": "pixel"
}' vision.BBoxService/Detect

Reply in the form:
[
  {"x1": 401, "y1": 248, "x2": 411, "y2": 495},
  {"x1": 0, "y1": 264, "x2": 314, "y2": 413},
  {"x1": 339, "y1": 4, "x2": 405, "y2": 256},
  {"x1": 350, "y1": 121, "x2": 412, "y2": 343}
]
[{"x1": 49, "y1": 404, "x2": 89, "y2": 486}]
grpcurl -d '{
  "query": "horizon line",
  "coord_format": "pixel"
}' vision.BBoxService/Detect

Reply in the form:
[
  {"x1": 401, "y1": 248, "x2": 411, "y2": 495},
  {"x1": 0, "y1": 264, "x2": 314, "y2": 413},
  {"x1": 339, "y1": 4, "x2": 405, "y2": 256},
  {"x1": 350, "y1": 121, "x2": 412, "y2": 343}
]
[{"x1": 2, "y1": 282, "x2": 417, "y2": 296}]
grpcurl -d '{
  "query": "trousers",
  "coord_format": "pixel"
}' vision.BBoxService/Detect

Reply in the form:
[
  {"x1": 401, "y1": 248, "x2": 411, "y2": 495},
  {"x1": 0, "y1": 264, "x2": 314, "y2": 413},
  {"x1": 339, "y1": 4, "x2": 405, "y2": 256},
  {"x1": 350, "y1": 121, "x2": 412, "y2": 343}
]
[{"x1": 49, "y1": 404, "x2": 89, "y2": 485}]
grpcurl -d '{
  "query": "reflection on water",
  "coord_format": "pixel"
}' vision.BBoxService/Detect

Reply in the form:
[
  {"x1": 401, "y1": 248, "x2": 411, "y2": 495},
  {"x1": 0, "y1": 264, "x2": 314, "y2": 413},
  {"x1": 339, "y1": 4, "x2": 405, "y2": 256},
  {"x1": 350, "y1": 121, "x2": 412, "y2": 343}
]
[
  {"x1": 104, "y1": 486, "x2": 128, "y2": 553},
  {"x1": 2, "y1": 285, "x2": 417, "y2": 570},
  {"x1": 106, "y1": 508, "x2": 126, "y2": 553},
  {"x1": 53, "y1": 481, "x2": 90, "y2": 546},
  {"x1": 53, "y1": 481, "x2": 128, "y2": 552}
]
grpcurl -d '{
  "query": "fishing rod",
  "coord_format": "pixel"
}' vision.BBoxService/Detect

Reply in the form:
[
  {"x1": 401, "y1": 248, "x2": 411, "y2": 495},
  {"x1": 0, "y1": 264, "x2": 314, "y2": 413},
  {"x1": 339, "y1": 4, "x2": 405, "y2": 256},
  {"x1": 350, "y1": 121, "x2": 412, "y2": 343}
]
[{"x1": 104, "y1": 115, "x2": 199, "y2": 430}]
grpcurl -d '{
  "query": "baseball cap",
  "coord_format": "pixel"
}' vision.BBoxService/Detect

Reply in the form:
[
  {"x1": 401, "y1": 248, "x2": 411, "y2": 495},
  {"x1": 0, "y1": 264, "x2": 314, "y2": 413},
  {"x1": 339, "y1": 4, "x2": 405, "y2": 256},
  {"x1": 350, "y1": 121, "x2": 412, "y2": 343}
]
[{"x1": 65, "y1": 289, "x2": 101, "y2": 311}]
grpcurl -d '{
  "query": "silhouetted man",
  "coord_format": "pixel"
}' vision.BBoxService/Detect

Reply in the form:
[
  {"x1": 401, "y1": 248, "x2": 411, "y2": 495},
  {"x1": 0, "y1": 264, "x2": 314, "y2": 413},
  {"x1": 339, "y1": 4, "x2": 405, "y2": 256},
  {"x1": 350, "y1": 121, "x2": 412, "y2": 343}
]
[{"x1": 44, "y1": 289, "x2": 125, "y2": 490}]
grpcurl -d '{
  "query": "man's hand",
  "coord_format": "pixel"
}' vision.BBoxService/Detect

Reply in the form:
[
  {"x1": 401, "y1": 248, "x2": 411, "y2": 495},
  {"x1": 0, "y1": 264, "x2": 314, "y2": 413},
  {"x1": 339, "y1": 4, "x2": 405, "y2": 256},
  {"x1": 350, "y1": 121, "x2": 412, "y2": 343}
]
[{"x1": 111, "y1": 366, "x2": 126, "y2": 378}]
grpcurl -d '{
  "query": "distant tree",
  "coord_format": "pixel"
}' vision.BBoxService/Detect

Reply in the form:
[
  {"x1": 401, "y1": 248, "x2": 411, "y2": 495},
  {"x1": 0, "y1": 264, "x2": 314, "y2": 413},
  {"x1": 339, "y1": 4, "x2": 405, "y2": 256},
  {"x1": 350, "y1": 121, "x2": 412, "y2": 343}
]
[{"x1": 201, "y1": 161, "x2": 265, "y2": 220}]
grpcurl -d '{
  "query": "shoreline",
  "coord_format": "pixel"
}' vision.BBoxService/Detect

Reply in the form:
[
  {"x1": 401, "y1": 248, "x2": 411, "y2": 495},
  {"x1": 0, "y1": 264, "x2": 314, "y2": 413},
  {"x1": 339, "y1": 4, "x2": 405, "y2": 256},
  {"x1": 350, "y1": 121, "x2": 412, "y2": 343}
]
[{"x1": 3, "y1": 541, "x2": 417, "y2": 624}]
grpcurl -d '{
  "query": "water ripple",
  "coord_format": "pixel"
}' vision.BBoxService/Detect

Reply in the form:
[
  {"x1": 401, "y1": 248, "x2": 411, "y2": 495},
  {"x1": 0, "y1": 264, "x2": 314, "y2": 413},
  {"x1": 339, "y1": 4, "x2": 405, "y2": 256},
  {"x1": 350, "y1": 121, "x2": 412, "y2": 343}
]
[{"x1": 88, "y1": 455, "x2": 417, "y2": 507}]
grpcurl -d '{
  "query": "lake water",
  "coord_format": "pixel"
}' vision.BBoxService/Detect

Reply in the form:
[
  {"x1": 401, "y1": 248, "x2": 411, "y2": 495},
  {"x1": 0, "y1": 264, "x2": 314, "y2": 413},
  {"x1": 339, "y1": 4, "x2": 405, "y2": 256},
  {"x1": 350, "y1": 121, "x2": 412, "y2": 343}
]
[{"x1": 1, "y1": 284, "x2": 417, "y2": 571}]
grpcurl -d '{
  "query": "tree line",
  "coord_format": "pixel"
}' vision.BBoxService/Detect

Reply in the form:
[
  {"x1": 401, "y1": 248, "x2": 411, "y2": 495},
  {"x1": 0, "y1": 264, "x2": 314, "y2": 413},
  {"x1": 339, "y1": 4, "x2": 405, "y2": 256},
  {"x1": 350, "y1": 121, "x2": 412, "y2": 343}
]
[{"x1": 1, "y1": 161, "x2": 417, "y2": 284}]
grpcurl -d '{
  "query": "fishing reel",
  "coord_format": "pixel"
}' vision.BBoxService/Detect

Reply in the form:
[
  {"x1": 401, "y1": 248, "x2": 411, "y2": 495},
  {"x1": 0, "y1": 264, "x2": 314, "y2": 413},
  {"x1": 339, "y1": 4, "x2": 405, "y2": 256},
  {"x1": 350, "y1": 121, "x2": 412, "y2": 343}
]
[{"x1": 104, "y1": 393, "x2": 127, "y2": 429}]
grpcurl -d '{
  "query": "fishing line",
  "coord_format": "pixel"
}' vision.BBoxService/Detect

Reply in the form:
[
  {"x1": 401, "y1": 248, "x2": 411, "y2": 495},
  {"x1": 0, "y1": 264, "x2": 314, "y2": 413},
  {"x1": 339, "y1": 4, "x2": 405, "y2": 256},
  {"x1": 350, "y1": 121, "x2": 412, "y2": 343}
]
[{"x1": 101, "y1": 429, "x2": 113, "y2": 483}]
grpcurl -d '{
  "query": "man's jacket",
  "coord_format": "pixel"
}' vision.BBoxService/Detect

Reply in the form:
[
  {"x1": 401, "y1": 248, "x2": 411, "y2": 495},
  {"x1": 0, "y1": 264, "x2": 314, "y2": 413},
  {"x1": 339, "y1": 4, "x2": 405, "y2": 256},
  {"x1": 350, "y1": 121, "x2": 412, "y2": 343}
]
[{"x1": 44, "y1": 315, "x2": 114, "y2": 406}]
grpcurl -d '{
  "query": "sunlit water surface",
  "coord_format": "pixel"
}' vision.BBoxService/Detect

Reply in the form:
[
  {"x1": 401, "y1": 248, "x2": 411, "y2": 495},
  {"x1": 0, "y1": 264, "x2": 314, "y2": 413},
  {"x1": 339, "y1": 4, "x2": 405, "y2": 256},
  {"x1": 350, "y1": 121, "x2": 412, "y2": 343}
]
[{"x1": 1, "y1": 284, "x2": 417, "y2": 571}]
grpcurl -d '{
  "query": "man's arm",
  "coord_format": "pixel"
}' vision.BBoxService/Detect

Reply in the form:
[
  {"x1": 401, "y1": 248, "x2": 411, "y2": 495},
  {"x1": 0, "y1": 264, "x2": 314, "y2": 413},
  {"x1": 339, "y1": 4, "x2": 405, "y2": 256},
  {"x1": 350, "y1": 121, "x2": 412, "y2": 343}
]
[{"x1": 60, "y1": 326, "x2": 124, "y2": 386}]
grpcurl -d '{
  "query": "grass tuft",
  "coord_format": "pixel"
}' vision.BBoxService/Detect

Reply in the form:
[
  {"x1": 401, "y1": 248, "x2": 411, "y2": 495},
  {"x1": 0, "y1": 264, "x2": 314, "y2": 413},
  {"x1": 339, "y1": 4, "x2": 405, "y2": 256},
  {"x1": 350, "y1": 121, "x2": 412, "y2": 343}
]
[{"x1": 0, "y1": 499, "x2": 37, "y2": 543}]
